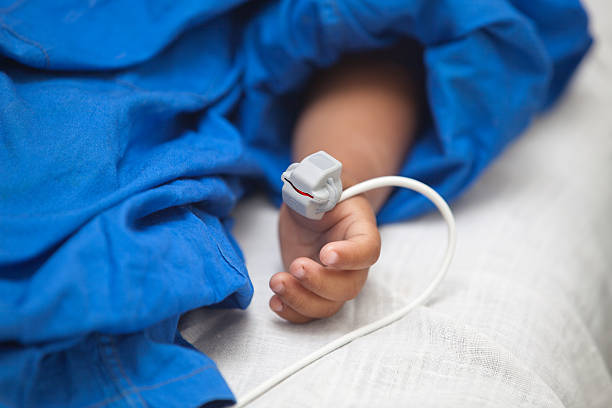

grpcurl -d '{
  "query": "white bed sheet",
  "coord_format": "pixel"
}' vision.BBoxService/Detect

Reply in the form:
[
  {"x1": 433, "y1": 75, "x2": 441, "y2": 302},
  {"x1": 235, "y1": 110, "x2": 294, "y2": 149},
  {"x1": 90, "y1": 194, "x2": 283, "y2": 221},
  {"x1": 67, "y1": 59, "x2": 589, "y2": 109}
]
[{"x1": 180, "y1": 0, "x2": 612, "y2": 406}]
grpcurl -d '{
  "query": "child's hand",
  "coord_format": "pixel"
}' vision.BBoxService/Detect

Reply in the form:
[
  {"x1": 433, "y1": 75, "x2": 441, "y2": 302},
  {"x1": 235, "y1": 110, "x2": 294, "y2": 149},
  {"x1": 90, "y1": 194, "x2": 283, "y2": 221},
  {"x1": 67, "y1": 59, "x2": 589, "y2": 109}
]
[
  {"x1": 270, "y1": 195, "x2": 380, "y2": 323},
  {"x1": 271, "y1": 53, "x2": 418, "y2": 322}
]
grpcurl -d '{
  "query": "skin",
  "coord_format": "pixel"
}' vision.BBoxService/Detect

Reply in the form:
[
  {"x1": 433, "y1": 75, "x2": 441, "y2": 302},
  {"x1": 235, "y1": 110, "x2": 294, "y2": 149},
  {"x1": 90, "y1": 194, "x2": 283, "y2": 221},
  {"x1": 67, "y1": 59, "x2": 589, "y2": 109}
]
[{"x1": 271, "y1": 54, "x2": 420, "y2": 323}]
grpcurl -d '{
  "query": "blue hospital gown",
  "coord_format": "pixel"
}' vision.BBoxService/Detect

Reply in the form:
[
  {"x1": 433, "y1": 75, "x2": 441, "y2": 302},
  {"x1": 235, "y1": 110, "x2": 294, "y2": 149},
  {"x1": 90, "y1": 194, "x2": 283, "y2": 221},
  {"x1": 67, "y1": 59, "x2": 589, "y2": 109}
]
[{"x1": 0, "y1": 1, "x2": 591, "y2": 407}]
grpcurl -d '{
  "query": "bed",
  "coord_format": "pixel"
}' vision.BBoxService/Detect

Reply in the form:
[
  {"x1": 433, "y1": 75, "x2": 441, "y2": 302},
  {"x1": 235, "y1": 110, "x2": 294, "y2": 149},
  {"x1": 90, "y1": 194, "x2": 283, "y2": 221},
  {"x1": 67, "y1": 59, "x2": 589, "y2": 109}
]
[{"x1": 179, "y1": 0, "x2": 612, "y2": 406}]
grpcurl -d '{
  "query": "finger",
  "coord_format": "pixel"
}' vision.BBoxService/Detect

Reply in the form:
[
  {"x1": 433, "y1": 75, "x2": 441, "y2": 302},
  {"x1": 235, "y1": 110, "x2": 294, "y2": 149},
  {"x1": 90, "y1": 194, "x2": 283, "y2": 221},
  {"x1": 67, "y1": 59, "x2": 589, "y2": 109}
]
[
  {"x1": 269, "y1": 272, "x2": 343, "y2": 319},
  {"x1": 289, "y1": 257, "x2": 368, "y2": 302},
  {"x1": 269, "y1": 295, "x2": 313, "y2": 323},
  {"x1": 319, "y1": 224, "x2": 380, "y2": 270}
]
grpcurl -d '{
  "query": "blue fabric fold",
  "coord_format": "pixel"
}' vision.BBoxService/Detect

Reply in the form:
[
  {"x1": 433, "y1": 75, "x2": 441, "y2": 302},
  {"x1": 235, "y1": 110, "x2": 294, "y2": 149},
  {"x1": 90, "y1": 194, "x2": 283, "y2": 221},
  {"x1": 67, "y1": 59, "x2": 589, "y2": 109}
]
[{"x1": 0, "y1": 0, "x2": 591, "y2": 406}]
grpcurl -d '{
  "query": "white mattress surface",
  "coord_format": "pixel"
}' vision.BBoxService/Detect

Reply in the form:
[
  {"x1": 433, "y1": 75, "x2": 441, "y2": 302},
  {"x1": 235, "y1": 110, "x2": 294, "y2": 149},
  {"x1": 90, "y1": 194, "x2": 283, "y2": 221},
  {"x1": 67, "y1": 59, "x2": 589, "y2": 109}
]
[{"x1": 180, "y1": 1, "x2": 612, "y2": 405}]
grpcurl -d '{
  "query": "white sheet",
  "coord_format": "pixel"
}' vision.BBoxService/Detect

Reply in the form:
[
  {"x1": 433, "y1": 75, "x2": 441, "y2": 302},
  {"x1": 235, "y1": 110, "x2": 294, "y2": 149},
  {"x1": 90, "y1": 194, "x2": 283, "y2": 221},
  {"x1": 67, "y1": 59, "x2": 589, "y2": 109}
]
[{"x1": 180, "y1": 0, "x2": 612, "y2": 405}]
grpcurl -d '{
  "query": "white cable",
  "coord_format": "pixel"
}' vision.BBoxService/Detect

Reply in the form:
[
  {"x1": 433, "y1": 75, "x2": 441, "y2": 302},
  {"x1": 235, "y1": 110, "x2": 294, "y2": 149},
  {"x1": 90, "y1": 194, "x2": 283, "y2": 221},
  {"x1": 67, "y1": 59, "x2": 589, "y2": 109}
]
[{"x1": 235, "y1": 176, "x2": 456, "y2": 407}]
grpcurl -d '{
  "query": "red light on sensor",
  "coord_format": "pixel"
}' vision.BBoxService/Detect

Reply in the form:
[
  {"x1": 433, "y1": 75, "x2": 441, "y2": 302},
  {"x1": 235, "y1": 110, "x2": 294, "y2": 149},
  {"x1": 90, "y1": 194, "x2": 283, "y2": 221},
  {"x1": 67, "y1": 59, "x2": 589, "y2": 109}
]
[{"x1": 283, "y1": 178, "x2": 314, "y2": 198}]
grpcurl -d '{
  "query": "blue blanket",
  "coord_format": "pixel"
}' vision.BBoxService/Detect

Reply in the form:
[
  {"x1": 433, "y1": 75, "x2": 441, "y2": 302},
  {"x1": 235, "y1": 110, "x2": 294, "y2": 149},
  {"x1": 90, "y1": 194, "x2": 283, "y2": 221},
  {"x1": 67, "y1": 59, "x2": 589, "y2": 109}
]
[{"x1": 0, "y1": 1, "x2": 590, "y2": 406}]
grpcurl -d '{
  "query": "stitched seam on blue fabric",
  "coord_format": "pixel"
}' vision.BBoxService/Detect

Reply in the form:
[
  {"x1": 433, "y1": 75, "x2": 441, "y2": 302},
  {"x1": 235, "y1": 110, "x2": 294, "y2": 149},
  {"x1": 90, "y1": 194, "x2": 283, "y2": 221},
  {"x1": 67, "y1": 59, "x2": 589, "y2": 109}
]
[
  {"x1": 109, "y1": 337, "x2": 149, "y2": 408},
  {"x1": 96, "y1": 335, "x2": 142, "y2": 408},
  {"x1": 0, "y1": 20, "x2": 50, "y2": 67},
  {"x1": 83, "y1": 364, "x2": 218, "y2": 408}
]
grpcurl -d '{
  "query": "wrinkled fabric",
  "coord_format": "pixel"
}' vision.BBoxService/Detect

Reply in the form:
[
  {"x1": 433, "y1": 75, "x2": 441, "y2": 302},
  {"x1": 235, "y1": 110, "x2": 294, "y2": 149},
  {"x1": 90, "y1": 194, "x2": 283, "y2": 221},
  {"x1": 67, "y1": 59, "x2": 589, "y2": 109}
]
[{"x1": 0, "y1": 1, "x2": 591, "y2": 407}]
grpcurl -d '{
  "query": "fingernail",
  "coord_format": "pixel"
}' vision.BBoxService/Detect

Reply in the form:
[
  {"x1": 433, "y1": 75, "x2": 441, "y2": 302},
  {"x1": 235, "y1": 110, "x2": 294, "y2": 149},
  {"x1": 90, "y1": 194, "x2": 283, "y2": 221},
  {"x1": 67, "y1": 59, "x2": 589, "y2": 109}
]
[
  {"x1": 271, "y1": 281, "x2": 285, "y2": 294},
  {"x1": 270, "y1": 297, "x2": 284, "y2": 312},
  {"x1": 293, "y1": 266, "x2": 305, "y2": 279},
  {"x1": 323, "y1": 250, "x2": 339, "y2": 266}
]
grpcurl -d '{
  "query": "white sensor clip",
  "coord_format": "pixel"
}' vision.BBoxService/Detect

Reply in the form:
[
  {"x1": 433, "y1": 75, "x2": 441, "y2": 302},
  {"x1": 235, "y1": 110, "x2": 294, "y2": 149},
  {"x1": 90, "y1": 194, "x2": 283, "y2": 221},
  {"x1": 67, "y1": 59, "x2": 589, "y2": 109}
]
[{"x1": 281, "y1": 151, "x2": 343, "y2": 220}]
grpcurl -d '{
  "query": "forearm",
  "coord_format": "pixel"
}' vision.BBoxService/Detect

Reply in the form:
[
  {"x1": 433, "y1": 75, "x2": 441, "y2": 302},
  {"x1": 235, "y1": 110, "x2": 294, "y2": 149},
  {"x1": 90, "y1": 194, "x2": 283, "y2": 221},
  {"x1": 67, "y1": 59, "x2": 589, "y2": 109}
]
[{"x1": 292, "y1": 55, "x2": 419, "y2": 212}]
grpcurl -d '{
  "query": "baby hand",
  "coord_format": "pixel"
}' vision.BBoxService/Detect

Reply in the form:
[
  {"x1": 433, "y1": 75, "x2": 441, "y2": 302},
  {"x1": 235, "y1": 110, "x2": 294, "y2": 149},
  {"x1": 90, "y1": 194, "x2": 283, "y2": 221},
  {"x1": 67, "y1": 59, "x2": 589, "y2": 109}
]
[{"x1": 271, "y1": 195, "x2": 380, "y2": 323}]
